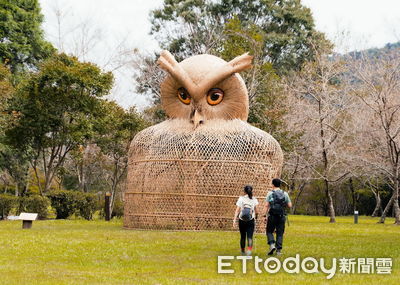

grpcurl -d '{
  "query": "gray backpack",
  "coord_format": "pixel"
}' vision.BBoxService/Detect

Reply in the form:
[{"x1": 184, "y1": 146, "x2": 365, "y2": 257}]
[
  {"x1": 269, "y1": 190, "x2": 286, "y2": 216},
  {"x1": 240, "y1": 203, "x2": 253, "y2": 221}
]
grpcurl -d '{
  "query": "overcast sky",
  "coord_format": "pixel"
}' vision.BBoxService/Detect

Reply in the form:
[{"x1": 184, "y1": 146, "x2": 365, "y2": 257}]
[{"x1": 38, "y1": 0, "x2": 400, "y2": 109}]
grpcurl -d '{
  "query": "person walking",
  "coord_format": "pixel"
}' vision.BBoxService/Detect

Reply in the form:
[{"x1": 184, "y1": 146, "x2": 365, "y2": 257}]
[
  {"x1": 264, "y1": 178, "x2": 292, "y2": 256},
  {"x1": 233, "y1": 185, "x2": 259, "y2": 255}
]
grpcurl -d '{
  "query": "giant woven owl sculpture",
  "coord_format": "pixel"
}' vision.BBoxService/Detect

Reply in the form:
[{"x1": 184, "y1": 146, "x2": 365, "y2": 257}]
[{"x1": 124, "y1": 51, "x2": 283, "y2": 231}]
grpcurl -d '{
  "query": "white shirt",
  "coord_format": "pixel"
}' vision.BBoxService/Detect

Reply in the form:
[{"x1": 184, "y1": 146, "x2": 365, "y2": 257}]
[{"x1": 236, "y1": 195, "x2": 259, "y2": 220}]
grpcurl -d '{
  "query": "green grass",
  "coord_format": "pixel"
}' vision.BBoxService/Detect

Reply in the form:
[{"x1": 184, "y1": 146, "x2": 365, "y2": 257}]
[{"x1": 0, "y1": 215, "x2": 399, "y2": 284}]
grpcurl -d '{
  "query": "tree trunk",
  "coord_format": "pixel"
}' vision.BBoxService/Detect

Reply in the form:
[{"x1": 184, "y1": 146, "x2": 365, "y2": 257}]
[
  {"x1": 371, "y1": 191, "x2": 382, "y2": 217},
  {"x1": 32, "y1": 163, "x2": 43, "y2": 196},
  {"x1": 379, "y1": 195, "x2": 394, "y2": 223},
  {"x1": 380, "y1": 178, "x2": 400, "y2": 224},
  {"x1": 392, "y1": 179, "x2": 400, "y2": 225},
  {"x1": 325, "y1": 180, "x2": 336, "y2": 223},
  {"x1": 292, "y1": 183, "x2": 305, "y2": 215},
  {"x1": 351, "y1": 193, "x2": 355, "y2": 214},
  {"x1": 44, "y1": 172, "x2": 52, "y2": 193},
  {"x1": 77, "y1": 160, "x2": 87, "y2": 192},
  {"x1": 348, "y1": 177, "x2": 356, "y2": 213},
  {"x1": 393, "y1": 199, "x2": 400, "y2": 224}
]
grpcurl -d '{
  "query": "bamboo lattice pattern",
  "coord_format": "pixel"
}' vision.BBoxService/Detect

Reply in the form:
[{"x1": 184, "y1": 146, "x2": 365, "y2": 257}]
[{"x1": 124, "y1": 119, "x2": 283, "y2": 232}]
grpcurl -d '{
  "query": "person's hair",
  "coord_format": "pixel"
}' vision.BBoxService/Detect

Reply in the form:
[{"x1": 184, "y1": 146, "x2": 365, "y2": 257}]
[
  {"x1": 272, "y1": 178, "x2": 281, "y2": 187},
  {"x1": 244, "y1": 185, "x2": 253, "y2": 199}
]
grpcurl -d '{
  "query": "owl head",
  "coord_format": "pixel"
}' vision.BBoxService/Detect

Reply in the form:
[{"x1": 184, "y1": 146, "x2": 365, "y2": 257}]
[{"x1": 157, "y1": 50, "x2": 253, "y2": 128}]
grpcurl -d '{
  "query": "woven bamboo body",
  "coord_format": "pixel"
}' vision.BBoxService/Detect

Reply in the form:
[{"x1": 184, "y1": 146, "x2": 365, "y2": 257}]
[{"x1": 124, "y1": 119, "x2": 283, "y2": 231}]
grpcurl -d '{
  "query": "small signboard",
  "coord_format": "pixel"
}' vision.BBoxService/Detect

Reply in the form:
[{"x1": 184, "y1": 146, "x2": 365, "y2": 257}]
[
  {"x1": 19, "y1": 213, "x2": 38, "y2": 221},
  {"x1": 19, "y1": 213, "x2": 38, "y2": 229}
]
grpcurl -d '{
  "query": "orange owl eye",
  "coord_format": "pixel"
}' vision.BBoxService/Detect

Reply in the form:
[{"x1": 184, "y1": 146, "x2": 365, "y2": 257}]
[
  {"x1": 207, "y1": 88, "x2": 224, "y2": 105},
  {"x1": 177, "y1": 87, "x2": 191, "y2": 105}
]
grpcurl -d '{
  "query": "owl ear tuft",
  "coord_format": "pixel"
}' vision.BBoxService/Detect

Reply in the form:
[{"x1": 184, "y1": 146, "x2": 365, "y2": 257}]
[
  {"x1": 228, "y1": 52, "x2": 253, "y2": 73},
  {"x1": 157, "y1": 50, "x2": 196, "y2": 93},
  {"x1": 196, "y1": 52, "x2": 253, "y2": 93},
  {"x1": 157, "y1": 50, "x2": 179, "y2": 73}
]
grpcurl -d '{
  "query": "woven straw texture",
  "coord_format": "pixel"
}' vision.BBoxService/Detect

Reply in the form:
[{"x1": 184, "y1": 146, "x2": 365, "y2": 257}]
[{"x1": 124, "y1": 119, "x2": 283, "y2": 232}]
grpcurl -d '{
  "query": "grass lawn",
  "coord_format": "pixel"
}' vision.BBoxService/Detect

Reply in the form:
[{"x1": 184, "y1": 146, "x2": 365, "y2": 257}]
[{"x1": 0, "y1": 215, "x2": 399, "y2": 284}]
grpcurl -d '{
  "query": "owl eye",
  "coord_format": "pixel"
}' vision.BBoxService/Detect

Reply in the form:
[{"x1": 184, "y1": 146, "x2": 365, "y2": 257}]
[
  {"x1": 177, "y1": 87, "x2": 191, "y2": 105},
  {"x1": 207, "y1": 88, "x2": 224, "y2": 105}
]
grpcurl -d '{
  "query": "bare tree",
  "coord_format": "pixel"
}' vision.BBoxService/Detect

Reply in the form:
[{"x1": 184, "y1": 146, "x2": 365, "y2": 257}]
[
  {"x1": 284, "y1": 45, "x2": 353, "y2": 222},
  {"x1": 68, "y1": 144, "x2": 105, "y2": 192},
  {"x1": 363, "y1": 177, "x2": 384, "y2": 217},
  {"x1": 282, "y1": 143, "x2": 314, "y2": 214},
  {"x1": 132, "y1": 51, "x2": 164, "y2": 105},
  {"x1": 350, "y1": 50, "x2": 400, "y2": 224}
]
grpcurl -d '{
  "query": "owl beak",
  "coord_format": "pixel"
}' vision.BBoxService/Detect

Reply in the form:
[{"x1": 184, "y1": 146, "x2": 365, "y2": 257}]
[{"x1": 190, "y1": 110, "x2": 205, "y2": 129}]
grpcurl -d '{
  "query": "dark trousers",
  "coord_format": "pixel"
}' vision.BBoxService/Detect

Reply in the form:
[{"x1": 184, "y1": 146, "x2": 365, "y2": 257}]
[
  {"x1": 266, "y1": 214, "x2": 286, "y2": 249},
  {"x1": 239, "y1": 219, "x2": 255, "y2": 249}
]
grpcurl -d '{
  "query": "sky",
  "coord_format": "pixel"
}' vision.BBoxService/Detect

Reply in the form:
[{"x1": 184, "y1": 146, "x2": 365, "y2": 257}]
[
  {"x1": 302, "y1": 0, "x2": 400, "y2": 52},
  {"x1": 38, "y1": 0, "x2": 400, "y2": 109}
]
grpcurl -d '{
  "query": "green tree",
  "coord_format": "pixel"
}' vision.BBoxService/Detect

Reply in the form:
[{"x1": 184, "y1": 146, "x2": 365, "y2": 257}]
[
  {"x1": 0, "y1": 64, "x2": 29, "y2": 196},
  {"x1": 0, "y1": 0, "x2": 54, "y2": 74},
  {"x1": 4, "y1": 53, "x2": 113, "y2": 194},
  {"x1": 0, "y1": 64, "x2": 13, "y2": 130},
  {"x1": 1, "y1": 0, "x2": 54, "y2": 189},
  {"x1": 94, "y1": 101, "x2": 148, "y2": 211},
  {"x1": 220, "y1": 16, "x2": 298, "y2": 151},
  {"x1": 151, "y1": 0, "x2": 329, "y2": 73},
  {"x1": 0, "y1": 145, "x2": 30, "y2": 196},
  {"x1": 138, "y1": 1, "x2": 330, "y2": 139}
]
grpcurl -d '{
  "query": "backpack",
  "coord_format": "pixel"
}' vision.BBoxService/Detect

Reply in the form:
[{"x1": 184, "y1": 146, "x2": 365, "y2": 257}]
[
  {"x1": 269, "y1": 190, "x2": 286, "y2": 216},
  {"x1": 240, "y1": 203, "x2": 254, "y2": 221}
]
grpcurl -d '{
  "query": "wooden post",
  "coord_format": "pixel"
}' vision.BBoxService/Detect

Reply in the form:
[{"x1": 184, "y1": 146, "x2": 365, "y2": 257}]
[
  {"x1": 19, "y1": 213, "x2": 38, "y2": 229},
  {"x1": 105, "y1": 192, "x2": 111, "y2": 221},
  {"x1": 22, "y1": 220, "x2": 32, "y2": 229}
]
